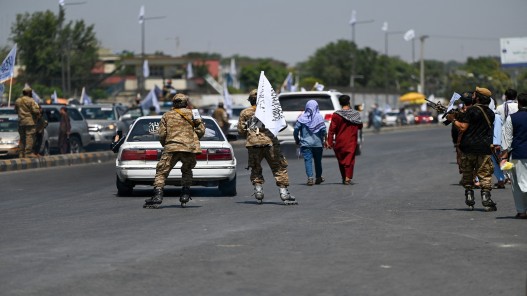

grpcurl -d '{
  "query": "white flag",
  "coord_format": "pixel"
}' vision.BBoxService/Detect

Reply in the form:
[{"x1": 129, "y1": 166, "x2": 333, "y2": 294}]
[
  {"x1": 255, "y1": 71, "x2": 286, "y2": 136},
  {"x1": 51, "y1": 90, "x2": 58, "y2": 104},
  {"x1": 80, "y1": 87, "x2": 92, "y2": 105},
  {"x1": 222, "y1": 81, "x2": 233, "y2": 118},
  {"x1": 230, "y1": 58, "x2": 237, "y2": 76},
  {"x1": 186, "y1": 62, "x2": 193, "y2": 79},
  {"x1": 138, "y1": 5, "x2": 145, "y2": 24},
  {"x1": 381, "y1": 22, "x2": 388, "y2": 32},
  {"x1": 0, "y1": 44, "x2": 17, "y2": 83},
  {"x1": 314, "y1": 82, "x2": 325, "y2": 91},
  {"x1": 446, "y1": 92, "x2": 461, "y2": 113},
  {"x1": 59, "y1": 0, "x2": 65, "y2": 6},
  {"x1": 489, "y1": 98, "x2": 496, "y2": 111},
  {"x1": 404, "y1": 29, "x2": 415, "y2": 41},
  {"x1": 349, "y1": 10, "x2": 357, "y2": 25},
  {"x1": 281, "y1": 72, "x2": 293, "y2": 92},
  {"x1": 143, "y1": 59, "x2": 149, "y2": 78},
  {"x1": 140, "y1": 88, "x2": 160, "y2": 114}
]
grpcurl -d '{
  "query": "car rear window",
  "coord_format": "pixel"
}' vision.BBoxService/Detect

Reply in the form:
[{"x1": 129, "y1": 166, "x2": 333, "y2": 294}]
[
  {"x1": 0, "y1": 118, "x2": 18, "y2": 132},
  {"x1": 279, "y1": 94, "x2": 335, "y2": 111},
  {"x1": 128, "y1": 118, "x2": 225, "y2": 142},
  {"x1": 81, "y1": 107, "x2": 116, "y2": 120}
]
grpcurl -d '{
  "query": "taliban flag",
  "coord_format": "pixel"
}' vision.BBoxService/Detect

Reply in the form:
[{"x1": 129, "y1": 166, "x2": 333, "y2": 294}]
[{"x1": 254, "y1": 71, "x2": 286, "y2": 136}]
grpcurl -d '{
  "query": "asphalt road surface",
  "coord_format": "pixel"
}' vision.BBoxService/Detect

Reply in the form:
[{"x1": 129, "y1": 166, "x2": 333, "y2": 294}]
[{"x1": 1, "y1": 126, "x2": 526, "y2": 296}]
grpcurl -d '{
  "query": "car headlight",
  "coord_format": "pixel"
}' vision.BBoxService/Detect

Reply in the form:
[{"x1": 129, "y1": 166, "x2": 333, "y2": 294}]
[
  {"x1": 0, "y1": 139, "x2": 18, "y2": 145},
  {"x1": 104, "y1": 124, "x2": 116, "y2": 131}
]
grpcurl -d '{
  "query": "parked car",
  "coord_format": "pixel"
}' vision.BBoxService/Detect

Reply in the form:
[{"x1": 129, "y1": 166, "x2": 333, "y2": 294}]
[
  {"x1": 382, "y1": 111, "x2": 400, "y2": 126},
  {"x1": 114, "y1": 115, "x2": 237, "y2": 197},
  {"x1": 41, "y1": 105, "x2": 91, "y2": 153},
  {"x1": 0, "y1": 107, "x2": 17, "y2": 116},
  {"x1": 227, "y1": 106, "x2": 249, "y2": 135},
  {"x1": 79, "y1": 104, "x2": 129, "y2": 145},
  {"x1": 414, "y1": 111, "x2": 435, "y2": 124},
  {"x1": 0, "y1": 115, "x2": 50, "y2": 157}
]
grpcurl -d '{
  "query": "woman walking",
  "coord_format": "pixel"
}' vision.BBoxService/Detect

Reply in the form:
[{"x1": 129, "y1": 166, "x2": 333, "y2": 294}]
[
  {"x1": 326, "y1": 95, "x2": 363, "y2": 185},
  {"x1": 294, "y1": 100, "x2": 327, "y2": 185}
]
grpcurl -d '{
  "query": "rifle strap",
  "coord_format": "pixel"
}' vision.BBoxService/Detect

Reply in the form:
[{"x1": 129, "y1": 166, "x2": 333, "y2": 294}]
[
  {"x1": 474, "y1": 105, "x2": 492, "y2": 129},
  {"x1": 174, "y1": 109, "x2": 196, "y2": 128}
]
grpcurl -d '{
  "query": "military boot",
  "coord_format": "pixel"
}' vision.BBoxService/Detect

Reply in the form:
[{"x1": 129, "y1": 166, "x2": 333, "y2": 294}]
[
  {"x1": 465, "y1": 189, "x2": 475, "y2": 210},
  {"x1": 481, "y1": 190, "x2": 497, "y2": 212},
  {"x1": 179, "y1": 186, "x2": 192, "y2": 207},
  {"x1": 253, "y1": 184, "x2": 264, "y2": 204},
  {"x1": 143, "y1": 188, "x2": 163, "y2": 209},
  {"x1": 279, "y1": 187, "x2": 297, "y2": 205}
]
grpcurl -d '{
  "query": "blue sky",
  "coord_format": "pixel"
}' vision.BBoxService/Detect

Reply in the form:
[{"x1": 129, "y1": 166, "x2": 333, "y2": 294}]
[{"x1": 1, "y1": 0, "x2": 526, "y2": 66}]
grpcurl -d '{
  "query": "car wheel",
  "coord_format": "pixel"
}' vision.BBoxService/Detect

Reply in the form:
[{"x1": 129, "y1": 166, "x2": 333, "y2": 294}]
[
  {"x1": 219, "y1": 174, "x2": 237, "y2": 196},
  {"x1": 116, "y1": 175, "x2": 134, "y2": 196},
  {"x1": 69, "y1": 136, "x2": 83, "y2": 153}
]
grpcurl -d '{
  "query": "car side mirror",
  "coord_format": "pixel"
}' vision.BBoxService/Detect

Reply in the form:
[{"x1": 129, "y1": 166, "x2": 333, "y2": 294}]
[{"x1": 226, "y1": 134, "x2": 238, "y2": 142}]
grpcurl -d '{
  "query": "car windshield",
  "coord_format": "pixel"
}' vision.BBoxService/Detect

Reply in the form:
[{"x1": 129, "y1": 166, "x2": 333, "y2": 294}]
[
  {"x1": 127, "y1": 118, "x2": 225, "y2": 142},
  {"x1": 0, "y1": 118, "x2": 18, "y2": 132},
  {"x1": 0, "y1": 108, "x2": 16, "y2": 115},
  {"x1": 81, "y1": 107, "x2": 116, "y2": 120},
  {"x1": 230, "y1": 108, "x2": 245, "y2": 119},
  {"x1": 279, "y1": 94, "x2": 335, "y2": 111}
]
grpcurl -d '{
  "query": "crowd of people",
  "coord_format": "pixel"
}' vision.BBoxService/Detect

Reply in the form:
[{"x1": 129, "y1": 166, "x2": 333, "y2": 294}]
[{"x1": 446, "y1": 87, "x2": 527, "y2": 218}]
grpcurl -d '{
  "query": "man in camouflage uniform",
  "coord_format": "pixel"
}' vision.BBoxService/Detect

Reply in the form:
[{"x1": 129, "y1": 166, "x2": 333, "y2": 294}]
[
  {"x1": 447, "y1": 87, "x2": 497, "y2": 211},
  {"x1": 212, "y1": 102, "x2": 229, "y2": 135},
  {"x1": 14, "y1": 86, "x2": 40, "y2": 158},
  {"x1": 144, "y1": 93, "x2": 205, "y2": 209},
  {"x1": 237, "y1": 89, "x2": 296, "y2": 205}
]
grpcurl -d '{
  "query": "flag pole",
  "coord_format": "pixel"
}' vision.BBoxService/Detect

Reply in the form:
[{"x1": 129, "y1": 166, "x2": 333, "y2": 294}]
[{"x1": 7, "y1": 77, "x2": 13, "y2": 107}]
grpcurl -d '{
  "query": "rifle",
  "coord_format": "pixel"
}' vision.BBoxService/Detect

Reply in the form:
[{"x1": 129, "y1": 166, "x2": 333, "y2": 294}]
[{"x1": 425, "y1": 98, "x2": 457, "y2": 126}]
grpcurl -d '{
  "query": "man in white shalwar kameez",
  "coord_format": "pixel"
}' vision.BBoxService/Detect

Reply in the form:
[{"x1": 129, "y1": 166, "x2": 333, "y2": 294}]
[{"x1": 501, "y1": 93, "x2": 527, "y2": 219}]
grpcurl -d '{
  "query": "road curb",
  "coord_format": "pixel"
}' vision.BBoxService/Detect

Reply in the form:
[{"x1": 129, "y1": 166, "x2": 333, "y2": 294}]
[{"x1": 0, "y1": 151, "x2": 115, "y2": 172}]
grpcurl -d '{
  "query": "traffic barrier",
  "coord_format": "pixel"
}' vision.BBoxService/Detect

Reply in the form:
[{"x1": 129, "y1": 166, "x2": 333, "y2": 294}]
[{"x1": 0, "y1": 151, "x2": 115, "y2": 172}]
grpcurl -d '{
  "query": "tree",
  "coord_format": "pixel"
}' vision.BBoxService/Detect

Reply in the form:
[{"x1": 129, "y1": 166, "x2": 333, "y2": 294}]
[
  {"x1": 238, "y1": 60, "x2": 288, "y2": 91},
  {"x1": 10, "y1": 7, "x2": 99, "y2": 96}
]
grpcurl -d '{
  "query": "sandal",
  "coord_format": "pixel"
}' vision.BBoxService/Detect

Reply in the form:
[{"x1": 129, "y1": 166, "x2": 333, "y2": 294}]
[
  {"x1": 343, "y1": 178, "x2": 352, "y2": 185},
  {"x1": 315, "y1": 177, "x2": 325, "y2": 184}
]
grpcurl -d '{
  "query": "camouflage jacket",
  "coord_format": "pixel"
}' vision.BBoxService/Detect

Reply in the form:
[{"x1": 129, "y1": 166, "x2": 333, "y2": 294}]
[
  {"x1": 212, "y1": 108, "x2": 229, "y2": 128},
  {"x1": 14, "y1": 96, "x2": 40, "y2": 126},
  {"x1": 237, "y1": 106, "x2": 277, "y2": 147},
  {"x1": 159, "y1": 108, "x2": 205, "y2": 153}
]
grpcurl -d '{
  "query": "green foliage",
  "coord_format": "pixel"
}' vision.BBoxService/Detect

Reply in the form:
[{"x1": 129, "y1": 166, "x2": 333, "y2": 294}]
[
  {"x1": 238, "y1": 60, "x2": 288, "y2": 91},
  {"x1": 9, "y1": 7, "x2": 99, "y2": 96}
]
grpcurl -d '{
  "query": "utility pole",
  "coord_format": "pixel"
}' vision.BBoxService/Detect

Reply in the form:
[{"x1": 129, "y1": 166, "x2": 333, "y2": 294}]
[
  {"x1": 419, "y1": 35, "x2": 429, "y2": 95},
  {"x1": 349, "y1": 12, "x2": 374, "y2": 107},
  {"x1": 139, "y1": 5, "x2": 165, "y2": 96}
]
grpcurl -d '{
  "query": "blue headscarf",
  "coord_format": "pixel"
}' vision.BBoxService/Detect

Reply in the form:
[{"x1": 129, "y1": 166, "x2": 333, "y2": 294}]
[{"x1": 297, "y1": 100, "x2": 325, "y2": 133}]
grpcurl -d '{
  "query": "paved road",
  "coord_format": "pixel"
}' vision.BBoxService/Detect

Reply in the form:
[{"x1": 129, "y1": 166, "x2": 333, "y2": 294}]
[{"x1": 1, "y1": 126, "x2": 525, "y2": 296}]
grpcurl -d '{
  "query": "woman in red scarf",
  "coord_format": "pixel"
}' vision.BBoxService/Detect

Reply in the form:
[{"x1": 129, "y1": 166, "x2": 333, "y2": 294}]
[{"x1": 326, "y1": 95, "x2": 363, "y2": 185}]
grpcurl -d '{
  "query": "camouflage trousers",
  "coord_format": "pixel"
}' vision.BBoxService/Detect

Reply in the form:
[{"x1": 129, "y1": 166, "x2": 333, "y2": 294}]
[
  {"x1": 153, "y1": 151, "x2": 196, "y2": 188},
  {"x1": 18, "y1": 125, "x2": 36, "y2": 158},
  {"x1": 247, "y1": 145, "x2": 289, "y2": 187},
  {"x1": 460, "y1": 153, "x2": 493, "y2": 191}
]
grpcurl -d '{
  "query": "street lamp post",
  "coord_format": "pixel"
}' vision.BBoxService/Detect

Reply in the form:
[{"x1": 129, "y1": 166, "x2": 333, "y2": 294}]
[
  {"x1": 58, "y1": 0, "x2": 86, "y2": 98},
  {"x1": 349, "y1": 13, "x2": 374, "y2": 106},
  {"x1": 419, "y1": 35, "x2": 429, "y2": 95},
  {"x1": 139, "y1": 12, "x2": 165, "y2": 96},
  {"x1": 384, "y1": 30, "x2": 405, "y2": 104}
]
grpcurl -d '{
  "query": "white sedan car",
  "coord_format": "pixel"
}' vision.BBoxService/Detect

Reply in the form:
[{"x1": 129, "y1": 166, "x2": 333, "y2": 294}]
[{"x1": 115, "y1": 115, "x2": 237, "y2": 196}]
